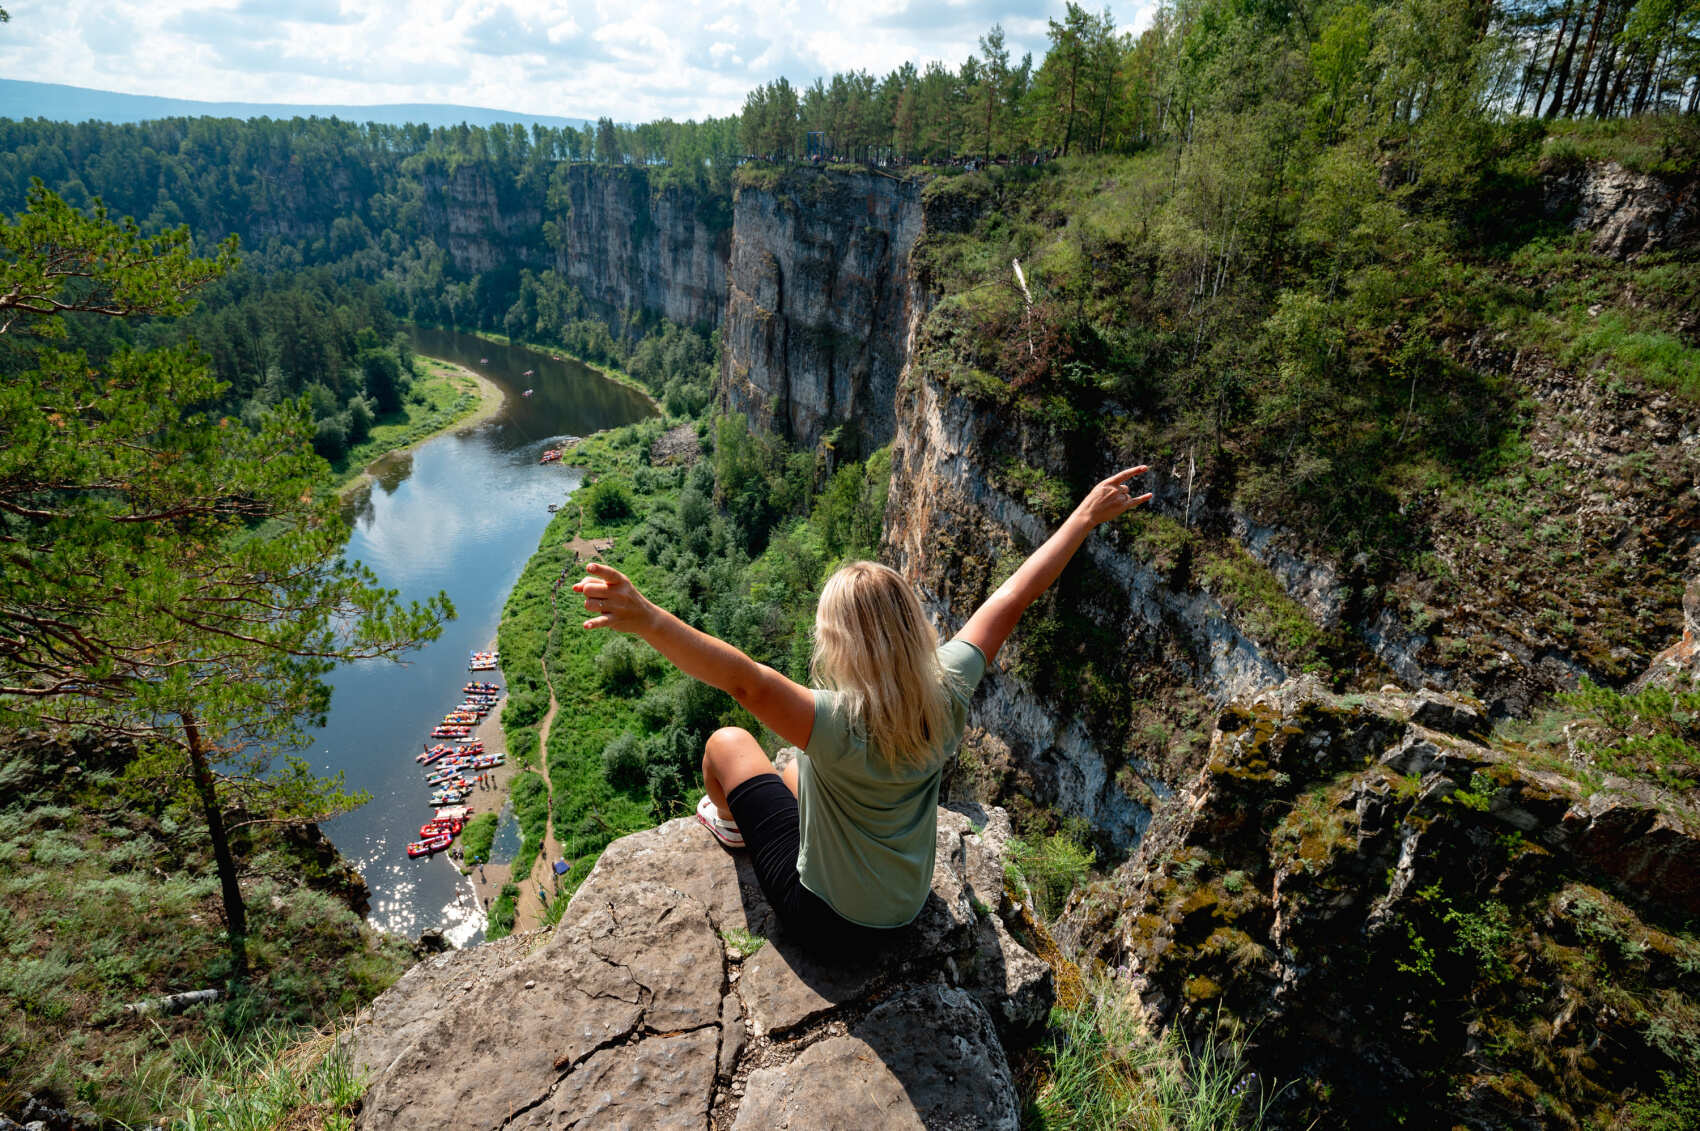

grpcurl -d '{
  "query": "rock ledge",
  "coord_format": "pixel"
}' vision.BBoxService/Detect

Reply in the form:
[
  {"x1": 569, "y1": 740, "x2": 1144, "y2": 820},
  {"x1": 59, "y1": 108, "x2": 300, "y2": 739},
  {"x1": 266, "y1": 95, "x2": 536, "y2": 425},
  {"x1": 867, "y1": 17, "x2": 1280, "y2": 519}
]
[{"x1": 352, "y1": 803, "x2": 1051, "y2": 1130}]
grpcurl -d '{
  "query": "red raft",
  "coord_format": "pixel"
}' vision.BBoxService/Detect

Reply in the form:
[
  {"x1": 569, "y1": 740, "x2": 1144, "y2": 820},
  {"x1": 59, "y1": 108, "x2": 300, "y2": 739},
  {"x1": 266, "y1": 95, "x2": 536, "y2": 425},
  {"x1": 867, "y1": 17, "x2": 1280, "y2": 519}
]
[{"x1": 405, "y1": 833, "x2": 452, "y2": 859}]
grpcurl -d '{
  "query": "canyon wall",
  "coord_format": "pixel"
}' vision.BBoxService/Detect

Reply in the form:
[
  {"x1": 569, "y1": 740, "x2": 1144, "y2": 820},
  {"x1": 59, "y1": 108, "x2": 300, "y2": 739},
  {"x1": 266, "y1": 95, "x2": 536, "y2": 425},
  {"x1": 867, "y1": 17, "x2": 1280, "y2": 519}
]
[
  {"x1": 720, "y1": 168, "x2": 925, "y2": 453},
  {"x1": 417, "y1": 161, "x2": 548, "y2": 276},
  {"x1": 548, "y1": 165, "x2": 729, "y2": 329}
]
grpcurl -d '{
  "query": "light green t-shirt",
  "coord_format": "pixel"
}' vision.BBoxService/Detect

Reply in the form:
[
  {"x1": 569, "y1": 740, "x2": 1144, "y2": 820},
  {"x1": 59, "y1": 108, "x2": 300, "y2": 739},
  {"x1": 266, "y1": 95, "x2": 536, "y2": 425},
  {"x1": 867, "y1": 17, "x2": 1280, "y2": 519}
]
[{"x1": 796, "y1": 638, "x2": 988, "y2": 928}]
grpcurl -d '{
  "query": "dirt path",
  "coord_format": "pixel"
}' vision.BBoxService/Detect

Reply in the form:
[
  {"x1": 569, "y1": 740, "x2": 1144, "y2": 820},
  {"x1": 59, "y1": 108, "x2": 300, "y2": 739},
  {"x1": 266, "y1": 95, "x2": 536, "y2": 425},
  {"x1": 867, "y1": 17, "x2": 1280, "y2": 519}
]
[
  {"x1": 508, "y1": 657, "x2": 567, "y2": 931},
  {"x1": 505, "y1": 504, "x2": 592, "y2": 932}
]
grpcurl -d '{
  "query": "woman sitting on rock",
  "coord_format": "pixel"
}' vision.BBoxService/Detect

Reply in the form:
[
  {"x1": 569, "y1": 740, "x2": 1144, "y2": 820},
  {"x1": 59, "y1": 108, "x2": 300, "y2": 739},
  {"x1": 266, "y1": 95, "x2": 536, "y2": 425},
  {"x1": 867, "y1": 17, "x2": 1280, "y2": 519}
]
[{"x1": 572, "y1": 465, "x2": 1151, "y2": 953}]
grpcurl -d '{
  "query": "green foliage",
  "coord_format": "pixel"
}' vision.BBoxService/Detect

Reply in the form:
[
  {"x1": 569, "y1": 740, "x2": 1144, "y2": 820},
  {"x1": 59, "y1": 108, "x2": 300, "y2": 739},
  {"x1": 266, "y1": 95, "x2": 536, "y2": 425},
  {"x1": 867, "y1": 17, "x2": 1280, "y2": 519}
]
[
  {"x1": 583, "y1": 477, "x2": 634, "y2": 522},
  {"x1": 718, "y1": 927, "x2": 767, "y2": 958},
  {"x1": 1009, "y1": 831, "x2": 1096, "y2": 920},
  {"x1": 0, "y1": 743, "x2": 411, "y2": 1127},
  {"x1": 459, "y1": 813, "x2": 498, "y2": 866},
  {"x1": 159, "y1": 1024, "x2": 367, "y2": 1131},
  {"x1": 594, "y1": 635, "x2": 661, "y2": 694},
  {"x1": 1554, "y1": 679, "x2": 1700, "y2": 789},
  {"x1": 1026, "y1": 979, "x2": 1271, "y2": 1130},
  {"x1": 1624, "y1": 1070, "x2": 1700, "y2": 1131},
  {"x1": 813, "y1": 446, "x2": 892, "y2": 561},
  {"x1": 0, "y1": 185, "x2": 451, "y2": 986},
  {"x1": 600, "y1": 732, "x2": 646, "y2": 790},
  {"x1": 508, "y1": 770, "x2": 550, "y2": 885},
  {"x1": 487, "y1": 882, "x2": 521, "y2": 940}
]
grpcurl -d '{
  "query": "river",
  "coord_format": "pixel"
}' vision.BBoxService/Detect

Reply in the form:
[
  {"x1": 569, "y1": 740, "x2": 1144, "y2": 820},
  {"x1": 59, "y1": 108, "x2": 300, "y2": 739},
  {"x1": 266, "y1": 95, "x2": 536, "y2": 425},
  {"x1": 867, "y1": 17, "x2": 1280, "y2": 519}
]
[{"x1": 315, "y1": 327, "x2": 654, "y2": 946}]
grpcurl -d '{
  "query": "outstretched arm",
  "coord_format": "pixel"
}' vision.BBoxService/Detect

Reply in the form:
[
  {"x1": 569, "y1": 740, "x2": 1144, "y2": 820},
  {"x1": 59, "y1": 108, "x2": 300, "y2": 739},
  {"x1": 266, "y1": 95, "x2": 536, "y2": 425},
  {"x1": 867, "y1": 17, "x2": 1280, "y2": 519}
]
[
  {"x1": 573, "y1": 562, "x2": 814, "y2": 748},
  {"x1": 955, "y1": 466, "x2": 1151, "y2": 663}
]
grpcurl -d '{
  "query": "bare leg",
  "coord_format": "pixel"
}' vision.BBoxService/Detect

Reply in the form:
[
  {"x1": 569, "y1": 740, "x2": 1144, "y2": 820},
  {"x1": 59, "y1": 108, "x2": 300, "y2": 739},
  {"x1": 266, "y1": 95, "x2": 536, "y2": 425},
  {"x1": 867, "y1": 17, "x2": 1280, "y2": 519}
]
[
  {"x1": 780, "y1": 758, "x2": 799, "y2": 798},
  {"x1": 702, "y1": 726, "x2": 777, "y2": 820}
]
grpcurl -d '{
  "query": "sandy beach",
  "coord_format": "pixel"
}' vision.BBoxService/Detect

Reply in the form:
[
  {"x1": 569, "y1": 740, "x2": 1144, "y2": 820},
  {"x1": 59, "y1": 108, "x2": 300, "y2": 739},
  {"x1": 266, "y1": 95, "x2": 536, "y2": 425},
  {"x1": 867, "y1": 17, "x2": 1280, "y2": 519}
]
[
  {"x1": 337, "y1": 357, "x2": 506, "y2": 501},
  {"x1": 457, "y1": 659, "x2": 568, "y2": 933}
]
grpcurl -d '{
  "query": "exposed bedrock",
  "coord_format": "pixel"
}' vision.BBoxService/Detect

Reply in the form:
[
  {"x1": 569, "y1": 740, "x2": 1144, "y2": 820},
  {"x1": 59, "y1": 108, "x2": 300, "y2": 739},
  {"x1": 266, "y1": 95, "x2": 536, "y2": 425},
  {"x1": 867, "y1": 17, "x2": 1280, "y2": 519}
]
[
  {"x1": 419, "y1": 162, "x2": 548, "y2": 277},
  {"x1": 548, "y1": 165, "x2": 729, "y2": 329},
  {"x1": 351, "y1": 805, "x2": 1051, "y2": 1130},
  {"x1": 1055, "y1": 677, "x2": 1700, "y2": 1129},
  {"x1": 720, "y1": 169, "x2": 925, "y2": 454},
  {"x1": 1543, "y1": 157, "x2": 1700, "y2": 259}
]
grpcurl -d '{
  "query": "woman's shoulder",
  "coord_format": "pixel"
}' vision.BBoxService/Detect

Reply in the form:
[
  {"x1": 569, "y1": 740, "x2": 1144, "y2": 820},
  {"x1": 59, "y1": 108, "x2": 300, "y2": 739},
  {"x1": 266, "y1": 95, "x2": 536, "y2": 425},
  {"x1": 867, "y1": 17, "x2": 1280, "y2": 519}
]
[{"x1": 937, "y1": 638, "x2": 988, "y2": 691}]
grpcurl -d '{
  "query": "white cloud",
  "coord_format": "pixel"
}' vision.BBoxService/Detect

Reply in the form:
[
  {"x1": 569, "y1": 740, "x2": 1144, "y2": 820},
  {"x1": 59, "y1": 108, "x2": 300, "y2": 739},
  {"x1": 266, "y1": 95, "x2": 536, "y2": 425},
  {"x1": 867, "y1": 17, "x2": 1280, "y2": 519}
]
[{"x1": 2, "y1": 0, "x2": 1162, "y2": 122}]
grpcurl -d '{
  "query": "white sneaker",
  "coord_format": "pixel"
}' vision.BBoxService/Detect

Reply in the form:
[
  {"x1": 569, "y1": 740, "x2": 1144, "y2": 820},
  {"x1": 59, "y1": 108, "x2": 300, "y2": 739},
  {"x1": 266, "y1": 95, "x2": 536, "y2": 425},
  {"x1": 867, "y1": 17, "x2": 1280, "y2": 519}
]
[{"x1": 695, "y1": 794, "x2": 745, "y2": 848}]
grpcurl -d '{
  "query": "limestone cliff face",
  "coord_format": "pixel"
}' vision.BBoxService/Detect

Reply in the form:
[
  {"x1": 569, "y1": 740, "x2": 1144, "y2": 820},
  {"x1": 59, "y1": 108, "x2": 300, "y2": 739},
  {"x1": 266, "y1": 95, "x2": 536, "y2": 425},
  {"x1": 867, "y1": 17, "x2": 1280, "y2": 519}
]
[
  {"x1": 418, "y1": 161, "x2": 548, "y2": 277},
  {"x1": 885, "y1": 367, "x2": 1287, "y2": 852},
  {"x1": 549, "y1": 165, "x2": 729, "y2": 328},
  {"x1": 1544, "y1": 157, "x2": 1700, "y2": 258},
  {"x1": 720, "y1": 169, "x2": 925, "y2": 453},
  {"x1": 882, "y1": 329, "x2": 1695, "y2": 853}
]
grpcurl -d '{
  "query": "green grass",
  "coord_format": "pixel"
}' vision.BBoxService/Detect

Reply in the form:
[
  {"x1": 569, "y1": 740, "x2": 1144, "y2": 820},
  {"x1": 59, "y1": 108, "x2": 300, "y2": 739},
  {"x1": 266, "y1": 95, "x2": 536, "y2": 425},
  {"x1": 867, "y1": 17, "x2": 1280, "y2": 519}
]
[
  {"x1": 718, "y1": 927, "x2": 766, "y2": 958},
  {"x1": 486, "y1": 882, "x2": 521, "y2": 940},
  {"x1": 507, "y1": 770, "x2": 551, "y2": 885},
  {"x1": 0, "y1": 748, "x2": 412, "y2": 1125},
  {"x1": 1539, "y1": 115, "x2": 1700, "y2": 178},
  {"x1": 1024, "y1": 979, "x2": 1273, "y2": 1130},
  {"x1": 157, "y1": 1023, "x2": 366, "y2": 1131},
  {"x1": 1007, "y1": 830, "x2": 1096, "y2": 921}
]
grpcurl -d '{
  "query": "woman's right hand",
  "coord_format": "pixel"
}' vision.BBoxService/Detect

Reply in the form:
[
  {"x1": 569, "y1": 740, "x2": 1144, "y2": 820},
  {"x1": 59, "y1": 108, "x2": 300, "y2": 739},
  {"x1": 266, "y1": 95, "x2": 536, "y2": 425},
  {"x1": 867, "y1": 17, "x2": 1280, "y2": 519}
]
[
  {"x1": 1071, "y1": 466, "x2": 1153, "y2": 529},
  {"x1": 571, "y1": 562, "x2": 657, "y2": 633}
]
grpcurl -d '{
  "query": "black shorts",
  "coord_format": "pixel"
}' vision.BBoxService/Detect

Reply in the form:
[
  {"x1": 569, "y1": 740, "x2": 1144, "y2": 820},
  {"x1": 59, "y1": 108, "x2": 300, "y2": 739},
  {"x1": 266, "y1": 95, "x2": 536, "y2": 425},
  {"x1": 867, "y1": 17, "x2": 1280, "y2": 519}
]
[{"x1": 725, "y1": 773, "x2": 894, "y2": 957}]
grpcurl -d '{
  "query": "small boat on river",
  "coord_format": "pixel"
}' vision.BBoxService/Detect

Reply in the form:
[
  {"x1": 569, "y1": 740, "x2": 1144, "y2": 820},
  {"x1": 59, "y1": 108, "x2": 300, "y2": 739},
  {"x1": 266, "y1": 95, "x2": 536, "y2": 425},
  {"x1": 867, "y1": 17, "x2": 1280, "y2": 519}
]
[
  {"x1": 521, "y1": 388, "x2": 534, "y2": 397},
  {"x1": 539, "y1": 448, "x2": 562, "y2": 464},
  {"x1": 418, "y1": 743, "x2": 456, "y2": 765},
  {"x1": 406, "y1": 833, "x2": 453, "y2": 858},
  {"x1": 465, "y1": 682, "x2": 499, "y2": 695}
]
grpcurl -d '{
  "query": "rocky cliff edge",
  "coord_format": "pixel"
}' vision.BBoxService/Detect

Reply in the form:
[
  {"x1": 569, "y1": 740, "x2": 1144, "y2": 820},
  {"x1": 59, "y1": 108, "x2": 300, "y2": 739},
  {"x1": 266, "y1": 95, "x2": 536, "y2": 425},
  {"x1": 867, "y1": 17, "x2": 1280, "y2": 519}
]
[
  {"x1": 350, "y1": 804, "x2": 1052, "y2": 1130},
  {"x1": 1059, "y1": 678, "x2": 1700, "y2": 1128}
]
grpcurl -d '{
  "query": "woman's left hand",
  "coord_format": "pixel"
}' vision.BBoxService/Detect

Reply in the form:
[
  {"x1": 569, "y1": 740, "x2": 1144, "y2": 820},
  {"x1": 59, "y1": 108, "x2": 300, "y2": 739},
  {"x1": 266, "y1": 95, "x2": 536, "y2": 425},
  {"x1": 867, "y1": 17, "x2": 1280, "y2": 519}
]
[{"x1": 571, "y1": 562, "x2": 656, "y2": 633}]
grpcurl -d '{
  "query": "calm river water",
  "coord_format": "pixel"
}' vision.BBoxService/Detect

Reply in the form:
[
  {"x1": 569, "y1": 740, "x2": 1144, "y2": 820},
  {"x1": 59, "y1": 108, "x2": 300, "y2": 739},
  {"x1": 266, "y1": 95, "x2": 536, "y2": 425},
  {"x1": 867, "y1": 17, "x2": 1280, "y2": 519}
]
[{"x1": 315, "y1": 327, "x2": 653, "y2": 945}]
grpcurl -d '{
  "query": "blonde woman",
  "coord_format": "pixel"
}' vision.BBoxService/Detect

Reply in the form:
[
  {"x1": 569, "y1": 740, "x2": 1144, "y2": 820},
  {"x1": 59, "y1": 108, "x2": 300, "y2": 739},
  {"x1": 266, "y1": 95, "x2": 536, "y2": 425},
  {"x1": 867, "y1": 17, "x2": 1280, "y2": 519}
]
[{"x1": 573, "y1": 465, "x2": 1150, "y2": 951}]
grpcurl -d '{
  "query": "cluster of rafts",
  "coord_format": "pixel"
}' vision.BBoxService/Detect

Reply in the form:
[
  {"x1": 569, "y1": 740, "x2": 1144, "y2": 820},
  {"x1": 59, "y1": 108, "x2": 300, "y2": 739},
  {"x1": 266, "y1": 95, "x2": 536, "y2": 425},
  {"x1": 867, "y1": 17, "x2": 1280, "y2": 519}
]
[{"x1": 404, "y1": 678, "x2": 507, "y2": 859}]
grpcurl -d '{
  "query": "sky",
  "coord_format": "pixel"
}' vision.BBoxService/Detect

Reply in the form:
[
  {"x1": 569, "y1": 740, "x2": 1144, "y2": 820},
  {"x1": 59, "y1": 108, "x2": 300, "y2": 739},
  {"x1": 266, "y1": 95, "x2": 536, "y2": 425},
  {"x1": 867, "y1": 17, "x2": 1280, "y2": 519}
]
[{"x1": 3, "y1": 0, "x2": 1160, "y2": 123}]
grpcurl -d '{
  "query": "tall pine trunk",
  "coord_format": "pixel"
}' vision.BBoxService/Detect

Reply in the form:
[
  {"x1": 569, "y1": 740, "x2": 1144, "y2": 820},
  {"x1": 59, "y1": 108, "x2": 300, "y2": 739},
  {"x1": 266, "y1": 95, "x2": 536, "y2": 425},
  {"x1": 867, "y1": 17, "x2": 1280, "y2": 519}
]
[
  {"x1": 184, "y1": 711, "x2": 248, "y2": 984},
  {"x1": 1546, "y1": 0, "x2": 1590, "y2": 116},
  {"x1": 1564, "y1": 0, "x2": 1610, "y2": 116},
  {"x1": 1533, "y1": 0, "x2": 1575, "y2": 115}
]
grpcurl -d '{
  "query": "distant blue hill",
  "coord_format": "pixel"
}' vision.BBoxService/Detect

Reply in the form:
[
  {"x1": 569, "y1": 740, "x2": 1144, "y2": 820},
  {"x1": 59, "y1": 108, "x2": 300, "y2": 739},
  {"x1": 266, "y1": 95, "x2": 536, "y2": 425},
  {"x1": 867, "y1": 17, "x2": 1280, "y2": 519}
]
[{"x1": 0, "y1": 79, "x2": 591, "y2": 131}]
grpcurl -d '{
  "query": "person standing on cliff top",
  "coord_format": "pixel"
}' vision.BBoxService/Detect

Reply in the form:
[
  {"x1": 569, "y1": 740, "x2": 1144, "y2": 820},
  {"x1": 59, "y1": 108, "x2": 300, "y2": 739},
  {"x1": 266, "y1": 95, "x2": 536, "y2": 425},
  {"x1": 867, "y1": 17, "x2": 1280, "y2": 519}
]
[{"x1": 571, "y1": 466, "x2": 1152, "y2": 954}]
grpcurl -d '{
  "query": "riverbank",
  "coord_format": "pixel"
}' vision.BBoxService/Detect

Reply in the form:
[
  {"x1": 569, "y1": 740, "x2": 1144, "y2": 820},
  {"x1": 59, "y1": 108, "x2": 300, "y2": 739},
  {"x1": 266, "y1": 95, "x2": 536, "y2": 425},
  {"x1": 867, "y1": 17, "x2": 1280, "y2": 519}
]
[
  {"x1": 333, "y1": 356, "x2": 505, "y2": 499},
  {"x1": 464, "y1": 328, "x2": 664, "y2": 415}
]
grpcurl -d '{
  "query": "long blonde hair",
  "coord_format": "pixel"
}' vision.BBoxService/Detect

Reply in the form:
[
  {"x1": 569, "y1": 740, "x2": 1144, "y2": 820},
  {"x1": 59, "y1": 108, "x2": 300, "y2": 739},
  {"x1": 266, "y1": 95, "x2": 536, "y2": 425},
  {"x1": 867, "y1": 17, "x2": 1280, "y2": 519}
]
[{"x1": 810, "y1": 561, "x2": 955, "y2": 769}]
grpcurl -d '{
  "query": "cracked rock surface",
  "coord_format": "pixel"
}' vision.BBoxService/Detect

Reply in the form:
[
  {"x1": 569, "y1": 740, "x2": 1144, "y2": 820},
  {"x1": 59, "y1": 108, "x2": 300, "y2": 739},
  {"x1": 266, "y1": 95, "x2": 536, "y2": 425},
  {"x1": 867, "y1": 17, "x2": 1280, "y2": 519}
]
[{"x1": 351, "y1": 804, "x2": 1050, "y2": 1129}]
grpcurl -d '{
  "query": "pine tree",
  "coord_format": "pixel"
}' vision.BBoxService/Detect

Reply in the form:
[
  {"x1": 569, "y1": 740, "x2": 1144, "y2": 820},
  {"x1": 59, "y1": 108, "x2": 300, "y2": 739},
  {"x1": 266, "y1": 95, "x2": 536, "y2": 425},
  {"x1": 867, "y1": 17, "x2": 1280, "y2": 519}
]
[{"x1": 0, "y1": 182, "x2": 452, "y2": 982}]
